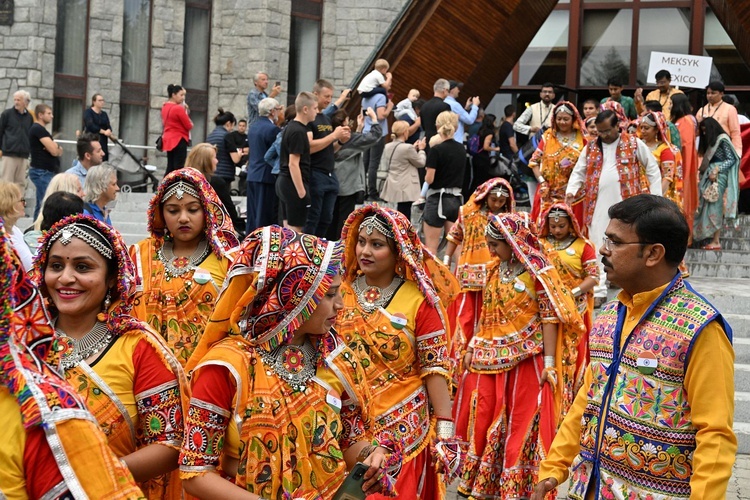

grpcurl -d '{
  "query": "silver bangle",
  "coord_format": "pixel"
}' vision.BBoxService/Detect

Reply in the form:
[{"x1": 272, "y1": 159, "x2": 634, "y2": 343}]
[
  {"x1": 442, "y1": 255, "x2": 450, "y2": 265},
  {"x1": 571, "y1": 286, "x2": 581, "y2": 297},
  {"x1": 436, "y1": 420, "x2": 455, "y2": 439},
  {"x1": 544, "y1": 355, "x2": 555, "y2": 368},
  {"x1": 537, "y1": 176, "x2": 546, "y2": 183}
]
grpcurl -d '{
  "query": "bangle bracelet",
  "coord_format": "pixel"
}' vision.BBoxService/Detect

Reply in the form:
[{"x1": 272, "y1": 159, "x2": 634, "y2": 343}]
[
  {"x1": 544, "y1": 355, "x2": 555, "y2": 368},
  {"x1": 436, "y1": 419, "x2": 455, "y2": 439},
  {"x1": 442, "y1": 255, "x2": 450, "y2": 265},
  {"x1": 436, "y1": 416, "x2": 454, "y2": 422},
  {"x1": 571, "y1": 286, "x2": 581, "y2": 297},
  {"x1": 537, "y1": 176, "x2": 545, "y2": 183}
]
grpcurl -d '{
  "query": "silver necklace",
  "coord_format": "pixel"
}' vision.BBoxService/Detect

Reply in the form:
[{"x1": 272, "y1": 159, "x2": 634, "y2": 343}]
[
  {"x1": 158, "y1": 239, "x2": 210, "y2": 277},
  {"x1": 56, "y1": 321, "x2": 112, "y2": 370},
  {"x1": 499, "y1": 260, "x2": 525, "y2": 284},
  {"x1": 547, "y1": 235, "x2": 575, "y2": 250},
  {"x1": 352, "y1": 275, "x2": 404, "y2": 313},
  {"x1": 258, "y1": 339, "x2": 318, "y2": 392}
]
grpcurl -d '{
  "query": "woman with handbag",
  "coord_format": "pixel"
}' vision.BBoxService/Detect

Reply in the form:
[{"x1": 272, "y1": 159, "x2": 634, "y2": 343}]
[
  {"x1": 379, "y1": 120, "x2": 427, "y2": 220},
  {"x1": 161, "y1": 84, "x2": 193, "y2": 174},
  {"x1": 694, "y1": 117, "x2": 740, "y2": 250}
]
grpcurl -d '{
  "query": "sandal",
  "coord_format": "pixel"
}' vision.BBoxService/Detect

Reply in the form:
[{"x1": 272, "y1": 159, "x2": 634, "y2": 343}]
[{"x1": 701, "y1": 243, "x2": 722, "y2": 251}]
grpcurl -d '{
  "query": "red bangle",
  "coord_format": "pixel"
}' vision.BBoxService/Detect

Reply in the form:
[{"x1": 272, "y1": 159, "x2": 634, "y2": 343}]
[{"x1": 436, "y1": 416, "x2": 454, "y2": 422}]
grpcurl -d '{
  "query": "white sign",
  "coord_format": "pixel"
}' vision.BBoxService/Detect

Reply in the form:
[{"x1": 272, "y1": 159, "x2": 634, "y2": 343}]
[{"x1": 647, "y1": 51, "x2": 713, "y2": 89}]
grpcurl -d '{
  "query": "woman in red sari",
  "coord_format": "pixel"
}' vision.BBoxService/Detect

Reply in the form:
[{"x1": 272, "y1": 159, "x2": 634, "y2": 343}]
[{"x1": 453, "y1": 212, "x2": 583, "y2": 499}]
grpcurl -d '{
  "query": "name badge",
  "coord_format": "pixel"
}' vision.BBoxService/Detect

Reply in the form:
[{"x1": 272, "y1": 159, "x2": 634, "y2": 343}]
[
  {"x1": 193, "y1": 269, "x2": 212, "y2": 285},
  {"x1": 326, "y1": 389, "x2": 342, "y2": 413},
  {"x1": 566, "y1": 247, "x2": 576, "y2": 256},
  {"x1": 378, "y1": 307, "x2": 408, "y2": 330},
  {"x1": 636, "y1": 351, "x2": 657, "y2": 375}
]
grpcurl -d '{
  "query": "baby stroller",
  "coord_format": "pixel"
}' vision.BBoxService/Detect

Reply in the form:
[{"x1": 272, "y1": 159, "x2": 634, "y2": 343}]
[{"x1": 108, "y1": 137, "x2": 159, "y2": 193}]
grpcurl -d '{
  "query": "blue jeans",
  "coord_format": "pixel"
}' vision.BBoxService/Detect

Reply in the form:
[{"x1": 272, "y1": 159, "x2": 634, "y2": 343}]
[
  {"x1": 29, "y1": 167, "x2": 54, "y2": 219},
  {"x1": 304, "y1": 169, "x2": 339, "y2": 237}
]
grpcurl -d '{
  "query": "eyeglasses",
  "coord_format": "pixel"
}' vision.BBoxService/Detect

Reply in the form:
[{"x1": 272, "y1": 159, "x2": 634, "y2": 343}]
[
  {"x1": 17, "y1": 198, "x2": 26, "y2": 206},
  {"x1": 602, "y1": 236, "x2": 648, "y2": 251}
]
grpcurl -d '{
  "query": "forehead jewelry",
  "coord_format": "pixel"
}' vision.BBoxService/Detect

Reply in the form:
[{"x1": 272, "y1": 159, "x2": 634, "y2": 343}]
[
  {"x1": 485, "y1": 222, "x2": 505, "y2": 240},
  {"x1": 490, "y1": 187, "x2": 510, "y2": 198},
  {"x1": 360, "y1": 214, "x2": 395, "y2": 239},
  {"x1": 547, "y1": 208, "x2": 570, "y2": 223},
  {"x1": 50, "y1": 223, "x2": 114, "y2": 260},
  {"x1": 163, "y1": 180, "x2": 200, "y2": 201},
  {"x1": 555, "y1": 104, "x2": 574, "y2": 116}
]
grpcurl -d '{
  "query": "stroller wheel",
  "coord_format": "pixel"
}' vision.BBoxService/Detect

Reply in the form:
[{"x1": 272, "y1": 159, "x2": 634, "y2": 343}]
[{"x1": 121, "y1": 184, "x2": 132, "y2": 194}]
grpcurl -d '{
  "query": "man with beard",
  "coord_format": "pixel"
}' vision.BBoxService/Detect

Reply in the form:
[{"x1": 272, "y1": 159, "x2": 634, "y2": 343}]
[{"x1": 513, "y1": 82, "x2": 556, "y2": 138}]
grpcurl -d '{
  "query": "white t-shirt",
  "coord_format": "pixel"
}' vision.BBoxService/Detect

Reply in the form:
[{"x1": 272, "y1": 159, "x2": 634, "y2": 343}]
[{"x1": 357, "y1": 70, "x2": 386, "y2": 93}]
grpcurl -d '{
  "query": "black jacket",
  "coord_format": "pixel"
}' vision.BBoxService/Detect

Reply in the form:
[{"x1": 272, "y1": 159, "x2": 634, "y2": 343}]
[{"x1": 0, "y1": 107, "x2": 33, "y2": 157}]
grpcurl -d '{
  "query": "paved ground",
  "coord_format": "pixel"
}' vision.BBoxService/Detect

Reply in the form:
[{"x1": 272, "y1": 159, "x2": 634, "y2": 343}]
[{"x1": 445, "y1": 454, "x2": 750, "y2": 499}]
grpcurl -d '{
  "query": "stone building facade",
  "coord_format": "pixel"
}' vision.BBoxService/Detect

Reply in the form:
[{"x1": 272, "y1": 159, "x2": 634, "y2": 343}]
[{"x1": 0, "y1": 0, "x2": 406, "y2": 169}]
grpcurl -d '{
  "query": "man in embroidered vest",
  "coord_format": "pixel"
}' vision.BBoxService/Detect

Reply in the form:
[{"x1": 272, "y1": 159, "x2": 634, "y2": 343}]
[
  {"x1": 566, "y1": 110, "x2": 661, "y2": 308},
  {"x1": 532, "y1": 194, "x2": 736, "y2": 500}
]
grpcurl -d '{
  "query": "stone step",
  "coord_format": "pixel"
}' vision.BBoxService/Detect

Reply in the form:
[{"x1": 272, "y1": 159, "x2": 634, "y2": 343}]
[
  {"x1": 686, "y1": 263, "x2": 750, "y2": 278},
  {"x1": 716, "y1": 222, "x2": 750, "y2": 240},
  {"x1": 716, "y1": 237, "x2": 750, "y2": 252},
  {"x1": 725, "y1": 314, "x2": 750, "y2": 338},
  {"x1": 736, "y1": 392, "x2": 750, "y2": 455},
  {"x1": 736, "y1": 338, "x2": 750, "y2": 364},
  {"x1": 698, "y1": 295, "x2": 750, "y2": 317},
  {"x1": 736, "y1": 364, "x2": 750, "y2": 398},
  {"x1": 685, "y1": 249, "x2": 750, "y2": 265}
]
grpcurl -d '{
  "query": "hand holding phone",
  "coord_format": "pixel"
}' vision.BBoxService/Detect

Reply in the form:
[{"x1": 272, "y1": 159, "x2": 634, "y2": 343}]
[{"x1": 332, "y1": 462, "x2": 369, "y2": 500}]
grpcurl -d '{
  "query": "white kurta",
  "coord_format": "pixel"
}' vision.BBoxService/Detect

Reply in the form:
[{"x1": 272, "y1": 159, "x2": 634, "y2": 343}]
[{"x1": 567, "y1": 137, "x2": 662, "y2": 297}]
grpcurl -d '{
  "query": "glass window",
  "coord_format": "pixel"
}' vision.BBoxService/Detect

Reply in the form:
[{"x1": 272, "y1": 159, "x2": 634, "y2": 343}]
[
  {"x1": 52, "y1": 97, "x2": 82, "y2": 170},
  {"x1": 518, "y1": 10, "x2": 569, "y2": 86},
  {"x1": 580, "y1": 9, "x2": 633, "y2": 87},
  {"x1": 122, "y1": 0, "x2": 151, "y2": 84},
  {"x1": 703, "y1": 8, "x2": 750, "y2": 86},
  {"x1": 183, "y1": 6, "x2": 210, "y2": 90},
  {"x1": 288, "y1": 16, "x2": 320, "y2": 96},
  {"x1": 636, "y1": 8, "x2": 689, "y2": 84},
  {"x1": 118, "y1": 103, "x2": 147, "y2": 145},
  {"x1": 55, "y1": 0, "x2": 88, "y2": 76}
]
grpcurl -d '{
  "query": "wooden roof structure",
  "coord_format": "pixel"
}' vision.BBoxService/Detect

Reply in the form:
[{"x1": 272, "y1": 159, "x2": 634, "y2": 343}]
[{"x1": 345, "y1": 0, "x2": 750, "y2": 112}]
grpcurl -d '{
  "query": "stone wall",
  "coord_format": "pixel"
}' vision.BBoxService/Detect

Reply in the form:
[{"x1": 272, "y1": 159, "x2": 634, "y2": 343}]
[
  {"x1": 320, "y1": 0, "x2": 406, "y2": 93},
  {"x1": 0, "y1": 0, "x2": 399, "y2": 166},
  {"x1": 0, "y1": 0, "x2": 56, "y2": 107}
]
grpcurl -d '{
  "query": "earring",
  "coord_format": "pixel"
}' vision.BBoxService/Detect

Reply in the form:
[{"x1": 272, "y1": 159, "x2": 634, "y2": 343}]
[
  {"x1": 396, "y1": 265, "x2": 404, "y2": 277},
  {"x1": 97, "y1": 290, "x2": 112, "y2": 322}
]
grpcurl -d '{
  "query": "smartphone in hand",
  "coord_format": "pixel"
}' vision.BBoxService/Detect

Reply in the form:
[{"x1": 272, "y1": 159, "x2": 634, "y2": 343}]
[
  {"x1": 275, "y1": 81, "x2": 280, "y2": 87},
  {"x1": 332, "y1": 462, "x2": 369, "y2": 500}
]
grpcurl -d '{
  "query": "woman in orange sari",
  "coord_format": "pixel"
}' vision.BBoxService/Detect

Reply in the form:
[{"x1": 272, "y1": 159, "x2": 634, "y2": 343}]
[
  {"x1": 453, "y1": 212, "x2": 583, "y2": 499},
  {"x1": 180, "y1": 225, "x2": 395, "y2": 499},
  {"x1": 443, "y1": 177, "x2": 515, "y2": 372},
  {"x1": 31, "y1": 215, "x2": 185, "y2": 498},
  {"x1": 130, "y1": 168, "x2": 239, "y2": 367},
  {"x1": 538, "y1": 203, "x2": 599, "y2": 417},
  {"x1": 1, "y1": 219, "x2": 143, "y2": 499},
  {"x1": 671, "y1": 93, "x2": 699, "y2": 238},
  {"x1": 337, "y1": 205, "x2": 460, "y2": 499},
  {"x1": 528, "y1": 101, "x2": 587, "y2": 226}
]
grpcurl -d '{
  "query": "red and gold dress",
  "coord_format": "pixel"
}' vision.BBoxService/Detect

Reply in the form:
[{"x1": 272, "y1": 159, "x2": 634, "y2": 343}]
[
  {"x1": 180, "y1": 226, "x2": 382, "y2": 500},
  {"x1": 446, "y1": 178, "x2": 515, "y2": 372},
  {"x1": 539, "y1": 203, "x2": 599, "y2": 418},
  {"x1": 130, "y1": 168, "x2": 238, "y2": 367},
  {"x1": 338, "y1": 206, "x2": 458, "y2": 500},
  {"x1": 453, "y1": 213, "x2": 583, "y2": 499},
  {"x1": 31, "y1": 215, "x2": 185, "y2": 500}
]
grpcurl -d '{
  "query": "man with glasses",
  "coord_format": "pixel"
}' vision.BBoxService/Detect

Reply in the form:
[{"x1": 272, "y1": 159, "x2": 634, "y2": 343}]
[
  {"x1": 513, "y1": 82, "x2": 556, "y2": 138},
  {"x1": 565, "y1": 109, "x2": 661, "y2": 307},
  {"x1": 533, "y1": 194, "x2": 736, "y2": 500}
]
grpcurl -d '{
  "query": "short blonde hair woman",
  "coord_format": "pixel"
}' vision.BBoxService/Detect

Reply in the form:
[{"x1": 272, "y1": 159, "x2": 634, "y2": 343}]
[
  {"x1": 33, "y1": 173, "x2": 83, "y2": 231},
  {"x1": 423, "y1": 111, "x2": 463, "y2": 254},
  {"x1": 0, "y1": 180, "x2": 33, "y2": 270}
]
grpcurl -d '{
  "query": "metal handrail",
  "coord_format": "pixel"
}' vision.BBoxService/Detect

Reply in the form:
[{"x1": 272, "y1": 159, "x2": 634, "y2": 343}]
[{"x1": 55, "y1": 139, "x2": 157, "y2": 151}]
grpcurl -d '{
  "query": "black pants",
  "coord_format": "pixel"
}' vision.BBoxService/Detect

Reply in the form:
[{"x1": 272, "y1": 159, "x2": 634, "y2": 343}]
[
  {"x1": 327, "y1": 192, "x2": 361, "y2": 241},
  {"x1": 166, "y1": 138, "x2": 188, "y2": 174},
  {"x1": 396, "y1": 201, "x2": 412, "y2": 222},
  {"x1": 363, "y1": 137, "x2": 385, "y2": 198}
]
